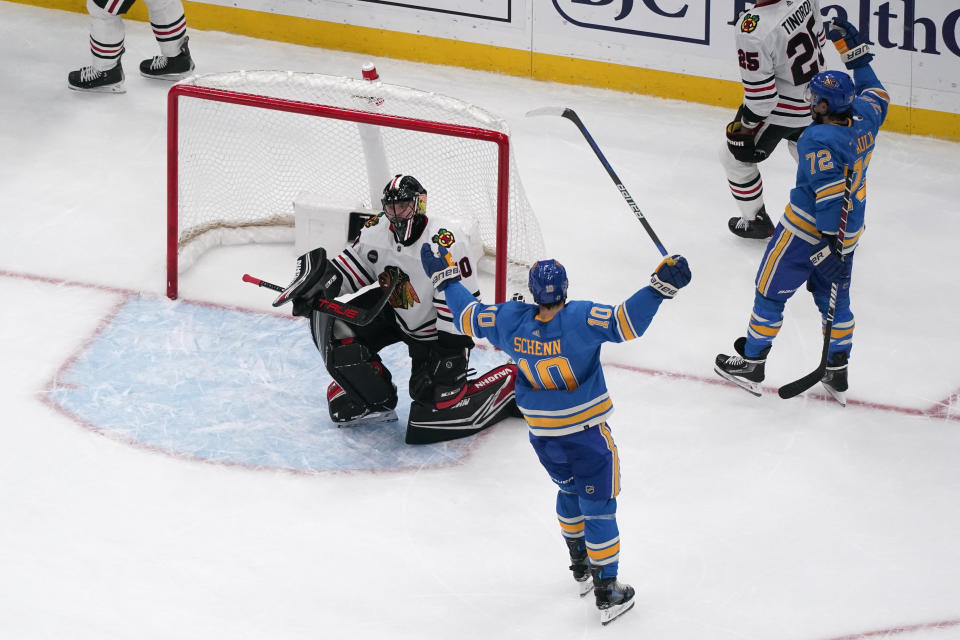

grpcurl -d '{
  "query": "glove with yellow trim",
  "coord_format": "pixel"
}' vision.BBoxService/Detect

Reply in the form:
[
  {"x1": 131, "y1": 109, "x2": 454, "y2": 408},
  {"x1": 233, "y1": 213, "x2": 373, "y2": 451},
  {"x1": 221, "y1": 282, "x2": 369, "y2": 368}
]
[
  {"x1": 827, "y1": 18, "x2": 874, "y2": 69},
  {"x1": 650, "y1": 255, "x2": 691, "y2": 298}
]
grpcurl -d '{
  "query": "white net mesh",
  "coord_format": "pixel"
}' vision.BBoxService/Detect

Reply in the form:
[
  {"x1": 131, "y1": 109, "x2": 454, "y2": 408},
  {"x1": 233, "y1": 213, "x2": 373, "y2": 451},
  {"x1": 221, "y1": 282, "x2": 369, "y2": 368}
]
[{"x1": 171, "y1": 70, "x2": 545, "y2": 299}]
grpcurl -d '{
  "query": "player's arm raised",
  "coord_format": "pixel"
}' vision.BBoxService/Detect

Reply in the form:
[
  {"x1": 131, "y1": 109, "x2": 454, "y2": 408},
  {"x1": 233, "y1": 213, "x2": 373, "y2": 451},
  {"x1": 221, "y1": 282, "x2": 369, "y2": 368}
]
[{"x1": 598, "y1": 256, "x2": 692, "y2": 343}]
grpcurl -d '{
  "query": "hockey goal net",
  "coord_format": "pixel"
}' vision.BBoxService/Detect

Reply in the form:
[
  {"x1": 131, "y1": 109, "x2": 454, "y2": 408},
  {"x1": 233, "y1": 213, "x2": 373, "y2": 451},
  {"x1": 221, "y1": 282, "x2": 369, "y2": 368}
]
[{"x1": 166, "y1": 69, "x2": 546, "y2": 302}]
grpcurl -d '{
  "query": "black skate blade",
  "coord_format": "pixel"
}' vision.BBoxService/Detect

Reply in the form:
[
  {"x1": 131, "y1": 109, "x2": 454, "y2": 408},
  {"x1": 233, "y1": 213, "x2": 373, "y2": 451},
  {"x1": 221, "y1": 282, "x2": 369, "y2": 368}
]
[
  {"x1": 821, "y1": 383, "x2": 847, "y2": 407},
  {"x1": 68, "y1": 82, "x2": 126, "y2": 94},
  {"x1": 714, "y1": 365, "x2": 762, "y2": 397},
  {"x1": 599, "y1": 598, "x2": 636, "y2": 625},
  {"x1": 140, "y1": 69, "x2": 195, "y2": 82}
]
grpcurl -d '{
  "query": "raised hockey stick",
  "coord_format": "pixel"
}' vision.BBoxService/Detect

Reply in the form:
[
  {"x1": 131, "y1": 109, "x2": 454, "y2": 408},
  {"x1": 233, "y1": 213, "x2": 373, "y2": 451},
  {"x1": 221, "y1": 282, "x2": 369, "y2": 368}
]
[
  {"x1": 777, "y1": 167, "x2": 854, "y2": 400},
  {"x1": 526, "y1": 106, "x2": 668, "y2": 257},
  {"x1": 242, "y1": 273, "x2": 396, "y2": 326}
]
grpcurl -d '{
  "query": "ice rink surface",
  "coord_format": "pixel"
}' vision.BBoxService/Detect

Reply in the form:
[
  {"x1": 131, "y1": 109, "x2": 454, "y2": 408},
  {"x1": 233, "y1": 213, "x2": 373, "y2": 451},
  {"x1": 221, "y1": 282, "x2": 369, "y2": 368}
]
[{"x1": 2, "y1": 3, "x2": 959, "y2": 638}]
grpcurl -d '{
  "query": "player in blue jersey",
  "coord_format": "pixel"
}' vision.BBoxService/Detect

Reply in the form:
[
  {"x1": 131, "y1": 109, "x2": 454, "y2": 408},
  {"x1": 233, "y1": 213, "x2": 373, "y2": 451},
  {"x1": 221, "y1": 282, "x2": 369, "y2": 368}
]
[
  {"x1": 715, "y1": 18, "x2": 889, "y2": 405},
  {"x1": 420, "y1": 247, "x2": 691, "y2": 625}
]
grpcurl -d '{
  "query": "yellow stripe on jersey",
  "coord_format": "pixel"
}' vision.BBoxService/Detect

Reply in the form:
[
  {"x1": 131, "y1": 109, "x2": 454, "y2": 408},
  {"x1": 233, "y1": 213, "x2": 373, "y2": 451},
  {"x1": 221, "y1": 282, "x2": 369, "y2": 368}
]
[
  {"x1": 558, "y1": 515, "x2": 585, "y2": 536},
  {"x1": 757, "y1": 230, "x2": 792, "y2": 296},
  {"x1": 598, "y1": 422, "x2": 620, "y2": 498},
  {"x1": 615, "y1": 304, "x2": 636, "y2": 341},
  {"x1": 841, "y1": 227, "x2": 864, "y2": 253},
  {"x1": 587, "y1": 542, "x2": 620, "y2": 561},
  {"x1": 523, "y1": 398, "x2": 613, "y2": 429},
  {"x1": 784, "y1": 204, "x2": 819, "y2": 236},
  {"x1": 828, "y1": 325, "x2": 854, "y2": 339},
  {"x1": 586, "y1": 536, "x2": 621, "y2": 565},
  {"x1": 816, "y1": 180, "x2": 846, "y2": 201},
  {"x1": 748, "y1": 322, "x2": 781, "y2": 337},
  {"x1": 459, "y1": 303, "x2": 477, "y2": 337}
]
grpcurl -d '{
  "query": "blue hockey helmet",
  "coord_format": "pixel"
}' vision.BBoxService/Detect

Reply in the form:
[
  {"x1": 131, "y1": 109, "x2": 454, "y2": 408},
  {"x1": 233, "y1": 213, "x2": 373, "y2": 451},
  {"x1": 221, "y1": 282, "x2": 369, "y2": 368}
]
[
  {"x1": 807, "y1": 70, "x2": 855, "y2": 114},
  {"x1": 528, "y1": 259, "x2": 568, "y2": 305}
]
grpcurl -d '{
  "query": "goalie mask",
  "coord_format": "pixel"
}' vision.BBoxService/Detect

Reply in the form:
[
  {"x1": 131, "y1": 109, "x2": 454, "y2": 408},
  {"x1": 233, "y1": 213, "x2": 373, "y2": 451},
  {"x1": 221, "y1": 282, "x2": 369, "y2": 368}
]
[
  {"x1": 382, "y1": 174, "x2": 427, "y2": 245},
  {"x1": 528, "y1": 259, "x2": 568, "y2": 306}
]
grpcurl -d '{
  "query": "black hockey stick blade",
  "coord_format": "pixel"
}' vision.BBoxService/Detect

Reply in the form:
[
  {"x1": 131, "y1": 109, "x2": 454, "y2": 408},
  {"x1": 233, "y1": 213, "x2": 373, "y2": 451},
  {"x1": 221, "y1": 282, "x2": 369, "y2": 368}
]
[
  {"x1": 242, "y1": 272, "x2": 397, "y2": 326},
  {"x1": 777, "y1": 366, "x2": 827, "y2": 399}
]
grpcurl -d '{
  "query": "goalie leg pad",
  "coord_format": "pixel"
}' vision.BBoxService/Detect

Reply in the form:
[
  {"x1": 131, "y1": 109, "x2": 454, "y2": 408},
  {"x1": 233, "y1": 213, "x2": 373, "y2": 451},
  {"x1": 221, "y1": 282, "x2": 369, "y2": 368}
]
[
  {"x1": 326, "y1": 381, "x2": 398, "y2": 426},
  {"x1": 326, "y1": 340, "x2": 398, "y2": 423},
  {"x1": 405, "y1": 364, "x2": 518, "y2": 445}
]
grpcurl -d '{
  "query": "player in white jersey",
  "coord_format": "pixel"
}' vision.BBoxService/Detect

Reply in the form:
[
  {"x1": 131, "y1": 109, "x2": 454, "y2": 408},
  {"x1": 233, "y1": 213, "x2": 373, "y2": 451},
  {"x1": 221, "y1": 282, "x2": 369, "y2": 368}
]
[
  {"x1": 68, "y1": 0, "x2": 196, "y2": 93},
  {"x1": 273, "y1": 174, "x2": 518, "y2": 444},
  {"x1": 722, "y1": 0, "x2": 826, "y2": 238}
]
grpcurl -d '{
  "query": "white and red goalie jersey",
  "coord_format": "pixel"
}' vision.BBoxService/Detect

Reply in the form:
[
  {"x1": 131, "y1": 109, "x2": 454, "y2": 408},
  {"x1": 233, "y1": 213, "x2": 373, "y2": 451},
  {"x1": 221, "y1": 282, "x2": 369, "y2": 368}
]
[
  {"x1": 329, "y1": 213, "x2": 481, "y2": 341},
  {"x1": 735, "y1": 0, "x2": 826, "y2": 128}
]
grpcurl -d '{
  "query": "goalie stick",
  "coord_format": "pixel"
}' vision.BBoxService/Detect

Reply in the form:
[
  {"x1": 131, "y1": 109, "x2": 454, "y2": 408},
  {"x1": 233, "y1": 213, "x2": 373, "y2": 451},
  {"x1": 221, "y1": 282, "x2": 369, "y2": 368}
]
[
  {"x1": 526, "y1": 106, "x2": 668, "y2": 257},
  {"x1": 777, "y1": 167, "x2": 854, "y2": 400},
  {"x1": 242, "y1": 273, "x2": 396, "y2": 326}
]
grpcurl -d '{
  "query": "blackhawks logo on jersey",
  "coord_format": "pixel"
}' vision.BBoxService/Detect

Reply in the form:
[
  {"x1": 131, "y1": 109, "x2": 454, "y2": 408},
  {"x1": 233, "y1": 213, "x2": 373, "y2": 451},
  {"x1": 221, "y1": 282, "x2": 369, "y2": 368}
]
[
  {"x1": 740, "y1": 13, "x2": 759, "y2": 33},
  {"x1": 432, "y1": 228, "x2": 456, "y2": 249},
  {"x1": 381, "y1": 266, "x2": 420, "y2": 309},
  {"x1": 364, "y1": 214, "x2": 383, "y2": 228}
]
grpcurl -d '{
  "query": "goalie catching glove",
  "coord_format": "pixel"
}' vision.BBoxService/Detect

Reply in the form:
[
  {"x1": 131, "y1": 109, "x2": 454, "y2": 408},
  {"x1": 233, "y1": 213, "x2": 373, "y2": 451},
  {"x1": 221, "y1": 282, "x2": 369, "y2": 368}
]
[
  {"x1": 649, "y1": 255, "x2": 691, "y2": 298},
  {"x1": 272, "y1": 248, "x2": 343, "y2": 317},
  {"x1": 420, "y1": 243, "x2": 461, "y2": 291}
]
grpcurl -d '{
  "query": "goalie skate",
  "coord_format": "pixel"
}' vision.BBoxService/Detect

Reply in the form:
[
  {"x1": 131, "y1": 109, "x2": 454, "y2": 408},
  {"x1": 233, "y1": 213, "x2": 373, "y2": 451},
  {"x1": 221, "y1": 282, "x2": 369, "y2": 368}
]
[{"x1": 405, "y1": 364, "x2": 518, "y2": 444}]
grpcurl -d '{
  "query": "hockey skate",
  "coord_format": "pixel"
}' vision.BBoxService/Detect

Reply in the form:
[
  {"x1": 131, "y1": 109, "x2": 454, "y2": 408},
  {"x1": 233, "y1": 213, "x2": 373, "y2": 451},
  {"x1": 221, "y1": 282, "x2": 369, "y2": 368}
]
[
  {"x1": 821, "y1": 352, "x2": 848, "y2": 406},
  {"x1": 565, "y1": 538, "x2": 593, "y2": 597},
  {"x1": 714, "y1": 337, "x2": 770, "y2": 397},
  {"x1": 327, "y1": 381, "x2": 398, "y2": 427},
  {"x1": 590, "y1": 567, "x2": 635, "y2": 625},
  {"x1": 728, "y1": 206, "x2": 775, "y2": 239},
  {"x1": 140, "y1": 36, "x2": 195, "y2": 80},
  {"x1": 67, "y1": 62, "x2": 125, "y2": 93}
]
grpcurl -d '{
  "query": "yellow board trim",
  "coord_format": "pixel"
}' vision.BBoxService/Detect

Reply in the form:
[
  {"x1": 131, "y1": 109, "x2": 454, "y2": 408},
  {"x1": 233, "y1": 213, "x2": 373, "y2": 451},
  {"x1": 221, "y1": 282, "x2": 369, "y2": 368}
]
[{"x1": 12, "y1": 0, "x2": 960, "y2": 141}]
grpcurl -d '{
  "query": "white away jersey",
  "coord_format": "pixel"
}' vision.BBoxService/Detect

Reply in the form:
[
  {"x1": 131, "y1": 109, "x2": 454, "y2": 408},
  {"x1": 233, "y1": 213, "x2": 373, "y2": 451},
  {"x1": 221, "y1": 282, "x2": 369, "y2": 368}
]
[
  {"x1": 330, "y1": 214, "x2": 481, "y2": 341},
  {"x1": 735, "y1": 0, "x2": 826, "y2": 128}
]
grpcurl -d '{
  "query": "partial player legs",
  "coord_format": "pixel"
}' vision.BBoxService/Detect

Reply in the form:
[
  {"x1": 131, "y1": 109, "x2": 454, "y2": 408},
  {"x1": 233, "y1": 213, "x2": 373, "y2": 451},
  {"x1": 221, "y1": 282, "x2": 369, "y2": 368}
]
[
  {"x1": 531, "y1": 425, "x2": 635, "y2": 624},
  {"x1": 68, "y1": 0, "x2": 127, "y2": 92},
  {"x1": 719, "y1": 141, "x2": 771, "y2": 238},
  {"x1": 556, "y1": 490, "x2": 592, "y2": 596},
  {"x1": 140, "y1": 0, "x2": 194, "y2": 80},
  {"x1": 716, "y1": 227, "x2": 813, "y2": 396},
  {"x1": 810, "y1": 261, "x2": 855, "y2": 404}
]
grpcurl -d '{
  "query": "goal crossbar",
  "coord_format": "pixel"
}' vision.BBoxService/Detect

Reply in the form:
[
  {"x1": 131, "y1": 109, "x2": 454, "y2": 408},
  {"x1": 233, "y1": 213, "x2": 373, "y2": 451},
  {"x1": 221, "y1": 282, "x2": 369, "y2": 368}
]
[{"x1": 166, "y1": 83, "x2": 512, "y2": 301}]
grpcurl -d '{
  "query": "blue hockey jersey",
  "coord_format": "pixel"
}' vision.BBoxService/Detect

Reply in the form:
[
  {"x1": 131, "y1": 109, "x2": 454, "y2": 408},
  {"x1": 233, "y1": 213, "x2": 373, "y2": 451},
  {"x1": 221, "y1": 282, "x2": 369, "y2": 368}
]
[
  {"x1": 443, "y1": 282, "x2": 665, "y2": 437},
  {"x1": 781, "y1": 65, "x2": 890, "y2": 253}
]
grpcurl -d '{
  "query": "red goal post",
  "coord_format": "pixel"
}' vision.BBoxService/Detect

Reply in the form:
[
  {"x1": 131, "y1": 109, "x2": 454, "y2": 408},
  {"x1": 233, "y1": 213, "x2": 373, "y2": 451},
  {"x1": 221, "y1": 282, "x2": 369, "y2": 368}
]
[{"x1": 166, "y1": 70, "x2": 545, "y2": 303}]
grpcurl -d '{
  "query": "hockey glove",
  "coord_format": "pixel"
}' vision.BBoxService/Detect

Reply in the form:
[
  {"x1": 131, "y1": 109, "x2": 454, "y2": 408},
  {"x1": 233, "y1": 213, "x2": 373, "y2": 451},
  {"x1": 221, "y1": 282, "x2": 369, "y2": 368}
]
[
  {"x1": 272, "y1": 248, "x2": 343, "y2": 318},
  {"x1": 726, "y1": 119, "x2": 765, "y2": 163},
  {"x1": 826, "y1": 18, "x2": 874, "y2": 69},
  {"x1": 420, "y1": 243, "x2": 461, "y2": 292},
  {"x1": 809, "y1": 235, "x2": 848, "y2": 283},
  {"x1": 650, "y1": 255, "x2": 691, "y2": 299}
]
